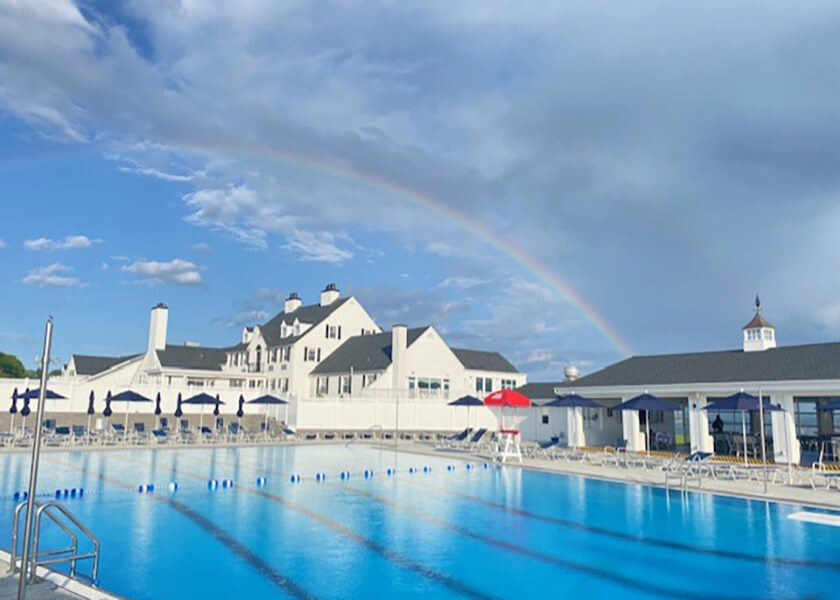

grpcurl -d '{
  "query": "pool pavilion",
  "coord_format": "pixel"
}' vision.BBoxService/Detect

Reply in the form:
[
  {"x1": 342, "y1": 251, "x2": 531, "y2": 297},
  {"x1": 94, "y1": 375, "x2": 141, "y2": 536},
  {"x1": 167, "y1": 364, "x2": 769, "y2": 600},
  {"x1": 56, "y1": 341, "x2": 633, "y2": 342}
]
[{"x1": 519, "y1": 301, "x2": 840, "y2": 465}]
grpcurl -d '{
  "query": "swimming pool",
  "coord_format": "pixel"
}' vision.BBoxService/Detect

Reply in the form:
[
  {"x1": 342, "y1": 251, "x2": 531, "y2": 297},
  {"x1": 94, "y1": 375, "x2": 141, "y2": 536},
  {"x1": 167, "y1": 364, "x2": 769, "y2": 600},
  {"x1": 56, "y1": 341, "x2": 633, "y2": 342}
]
[{"x1": 2, "y1": 444, "x2": 839, "y2": 600}]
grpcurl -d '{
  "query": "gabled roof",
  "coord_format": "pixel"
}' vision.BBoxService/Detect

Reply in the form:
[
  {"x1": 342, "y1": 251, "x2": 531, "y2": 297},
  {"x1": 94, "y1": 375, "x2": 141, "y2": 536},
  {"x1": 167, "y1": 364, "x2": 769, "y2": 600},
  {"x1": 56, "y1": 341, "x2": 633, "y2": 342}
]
[
  {"x1": 259, "y1": 298, "x2": 351, "y2": 347},
  {"x1": 451, "y1": 348, "x2": 519, "y2": 373},
  {"x1": 515, "y1": 382, "x2": 568, "y2": 400},
  {"x1": 156, "y1": 344, "x2": 228, "y2": 371},
  {"x1": 310, "y1": 327, "x2": 428, "y2": 374},
  {"x1": 72, "y1": 354, "x2": 140, "y2": 376},
  {"x1": 529, "y1": 341, "x2": 840, "y2": 390}
]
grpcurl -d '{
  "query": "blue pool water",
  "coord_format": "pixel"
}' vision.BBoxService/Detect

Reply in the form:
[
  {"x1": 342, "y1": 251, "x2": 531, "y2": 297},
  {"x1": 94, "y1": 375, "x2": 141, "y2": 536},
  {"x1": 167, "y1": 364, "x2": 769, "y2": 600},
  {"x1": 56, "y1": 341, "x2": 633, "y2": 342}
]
[{"x1": 2, "y1": 445, "x2": 840, "y2": 600}]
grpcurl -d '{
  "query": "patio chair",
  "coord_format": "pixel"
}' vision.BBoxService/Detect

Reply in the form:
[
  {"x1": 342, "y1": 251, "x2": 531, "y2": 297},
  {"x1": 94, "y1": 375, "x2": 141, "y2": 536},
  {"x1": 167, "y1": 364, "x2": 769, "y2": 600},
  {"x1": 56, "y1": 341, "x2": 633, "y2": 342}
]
[
  {"x1": 600, "y1": 438, "x2": 628, "y2": 466},
  {"x1": 134, "y1": 422, "x2": 150, "y2": 444},
  {"x1": 435, "y1": 428, "x2": 471, "y2": 449},
  {"x1": 810, "y1": 446, "x2": 840, "y2": 490}
]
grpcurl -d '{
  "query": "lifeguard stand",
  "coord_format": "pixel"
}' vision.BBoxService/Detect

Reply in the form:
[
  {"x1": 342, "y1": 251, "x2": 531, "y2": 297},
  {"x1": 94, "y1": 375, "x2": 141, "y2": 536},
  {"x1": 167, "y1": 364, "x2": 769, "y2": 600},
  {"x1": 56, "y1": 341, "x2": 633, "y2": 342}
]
[{"x1": 483, "y1": 389, "x2": 531, "y2": 463}]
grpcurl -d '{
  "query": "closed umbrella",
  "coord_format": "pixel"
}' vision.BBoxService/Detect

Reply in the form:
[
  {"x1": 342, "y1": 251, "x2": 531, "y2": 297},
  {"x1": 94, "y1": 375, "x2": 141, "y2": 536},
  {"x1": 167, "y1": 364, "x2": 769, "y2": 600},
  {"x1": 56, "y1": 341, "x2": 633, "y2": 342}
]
[
  {"x1": 174, "y1": 393, "x2": 183, "y2": 419},
  {"x1": 20, "y1": 391, "x2": 31, "y2": 433},
  {"x1": 236, "y1": 395, "x2": 245, "y2": 440},
  {"x1": 617, "y1": 393, "x2": 680, "y2": 455},
  {"x1": 86, "y1": 391, "x2": 95, "y2": 442},
  {"x1": 448, "y1": 395, "x2": 484, "y2": 431},
  {"x1": 543, "y1": 393, "x2": 603, "y2": 448},
  {"x1": 9, "y1": 388, "x2": 18, "y2": 434},
  {"x1": 19, "y1": 387, "x2": 66, "y2": 434},
  {"x1": 154, "y1": 393, "x2": 162, "y2": 428},
  {"x1": 103, "y1": 392, "x2": 113, "y2": 434}
]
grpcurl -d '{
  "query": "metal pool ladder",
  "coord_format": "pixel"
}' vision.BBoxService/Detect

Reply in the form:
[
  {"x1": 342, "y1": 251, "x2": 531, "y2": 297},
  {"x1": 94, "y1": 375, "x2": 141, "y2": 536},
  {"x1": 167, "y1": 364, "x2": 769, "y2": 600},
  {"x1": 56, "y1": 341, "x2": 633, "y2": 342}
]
[{"x1": 8, "y1": 500, "x2": 100, "y2": 585}]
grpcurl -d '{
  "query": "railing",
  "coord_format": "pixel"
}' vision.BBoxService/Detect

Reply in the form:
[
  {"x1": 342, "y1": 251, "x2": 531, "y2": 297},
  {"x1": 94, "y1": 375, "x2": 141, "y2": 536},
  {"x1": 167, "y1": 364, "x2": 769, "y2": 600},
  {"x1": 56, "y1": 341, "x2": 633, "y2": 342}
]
[{"x1": 8, "y1": 500, "x2": 100, "y2": 586}]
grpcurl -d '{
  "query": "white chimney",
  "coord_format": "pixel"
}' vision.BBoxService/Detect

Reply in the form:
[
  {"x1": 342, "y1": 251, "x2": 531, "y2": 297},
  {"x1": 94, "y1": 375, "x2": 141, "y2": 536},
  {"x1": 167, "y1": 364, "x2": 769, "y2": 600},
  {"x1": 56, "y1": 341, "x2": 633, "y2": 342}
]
[
  {"x1": 391, "y1": 324, "x2": 407, "y2": 392},
  {"x1": 148, "y1": 303, "x2": 168, "y2": 353},
  {"x1": 320, "y1": 283, "x2": 340, "y2": 306},
  {"x1": 284, "y1": 293, "x2": 302, "y2": 313},
  {"x1": 242, "y1": 326, "x2": 254, "y2": 344}
]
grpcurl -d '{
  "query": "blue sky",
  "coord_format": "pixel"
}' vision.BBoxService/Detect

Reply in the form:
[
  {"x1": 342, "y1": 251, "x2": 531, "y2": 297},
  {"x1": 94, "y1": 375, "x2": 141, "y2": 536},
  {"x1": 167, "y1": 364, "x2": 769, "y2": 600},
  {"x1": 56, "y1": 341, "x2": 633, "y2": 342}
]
[{"x1": 3, "y1": 1, "x2": 840, "y2": 379}]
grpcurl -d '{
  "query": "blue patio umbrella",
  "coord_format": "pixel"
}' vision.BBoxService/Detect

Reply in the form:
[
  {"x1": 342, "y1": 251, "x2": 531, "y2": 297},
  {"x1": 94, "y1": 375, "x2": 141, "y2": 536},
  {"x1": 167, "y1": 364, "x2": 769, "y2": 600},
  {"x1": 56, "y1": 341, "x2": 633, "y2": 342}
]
[
  {"x1": 21, "y1": 394, "x2": 31, "y2": 419},
  {"x1": 184, "y1": 392, "x2": 225, "y2": 431},
  {"x1": 817, "y1": 398, "x2": 840, "y2": 412},
  {"x1": 174, "y1": 393, "x2": 183, "y2": 419},
  {"x1": 618, "y1": 393, "x2": 680, "y2": 455},
  {"x1": 111, "y1": 390, "x2": 153, "y2": 432},
  {"x1": 213, "y1": 394, "x2": 221, "y2": 417},
  {"x1": 236, "y1": 395, "x2": 245, "y2": 438},
  {"x1": 705, "y1": 391, "x2": 782, "y2": 466},
  {"x1": 448, "y1": 395, "x2": 485, "y2": 430},
  {"x1": 9, "y1": 388, "x2": 18, "y2": 434},
  {"x1": 544, "y1": 393, "x2": 603, "y2": 448},
  {"x1": 247, "y1": 395, "x2": 287, "y2": 434},
  {"x1": 19, "y1": 388, "x2": 66, "y2": 400}
]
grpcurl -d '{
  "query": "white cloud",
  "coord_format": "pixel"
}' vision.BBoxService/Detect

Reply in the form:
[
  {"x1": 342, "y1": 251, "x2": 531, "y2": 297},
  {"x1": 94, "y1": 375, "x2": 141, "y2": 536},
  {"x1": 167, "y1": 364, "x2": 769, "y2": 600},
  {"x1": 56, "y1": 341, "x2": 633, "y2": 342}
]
[
  {"x1": 0, "y1": 238, "x2": 6, "y2": 248},
  {"x1": 438, "y1": 276, "x2": 487, "y2": 289},
  {"x1": 23, "y1": 263, "x2": 82, "y2": 287},
  {"x1": 283, "y1": 230, "x2": 353, "y2": 264},
  {"x1": 123, "y1": 259, "x2": 203, "y2": 286},
  {"x1": 191, "y1": 242, "x2": 211, "y2": 252},
  {"x1": 24, "y1": 235, "x2": 101, "y2": 250}
]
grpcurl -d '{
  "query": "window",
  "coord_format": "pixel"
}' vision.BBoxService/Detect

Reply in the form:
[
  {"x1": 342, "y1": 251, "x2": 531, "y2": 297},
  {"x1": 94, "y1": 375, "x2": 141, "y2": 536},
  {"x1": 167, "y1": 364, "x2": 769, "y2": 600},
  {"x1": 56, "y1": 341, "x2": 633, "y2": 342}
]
[
  {"x1": 304, "y1": 347, "x2": 318, "y2": 362},
  {"x1": 501, "y1": 379, "x2": 516, "y2": 389},
  {"x1": 363, "y1": 373, "x2": 378, "y2": 387},
  {"x1": 764, "y1": 329, "x2": 773, "y2": 340},
  {"x1": 326, "y1": 325, "x2": 342, "y2": 339},
  {"x1": 316, "y1": 377, "x2": 329, "y2": 396},
  {"x1": 187, "y1": 378, "x2": 205, "y2": 387},
  {"x1": 281, "y1": 378, "x2": 289, "y2": 393},
  {"x1": 270, "y1": 348, "x2": 278, "y2": 363},
  {"x1": 475, "y1": 378, "x2": 483, "y2": 393},
  {"x1": 294, "y1": 323, "x2": 300, "y2": 335},
  {"x1": 541, "y1": 414, "x2": 549, "y2": 425},
  {"x1": 282, "y1": 347, "x2": 291, "y2": 362},
  {"x1": 340, "y1": 375, "x2": 351, "y2": 395},
  {"x1": 485, "y1": 378, "x2": 492, "y2": 392}
]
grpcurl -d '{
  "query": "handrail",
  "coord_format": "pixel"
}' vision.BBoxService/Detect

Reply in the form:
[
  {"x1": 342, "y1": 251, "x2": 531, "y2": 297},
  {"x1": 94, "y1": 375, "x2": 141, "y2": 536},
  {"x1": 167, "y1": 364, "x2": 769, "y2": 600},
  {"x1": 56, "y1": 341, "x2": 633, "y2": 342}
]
[{"x1": 8, "y1": 499, "x2": 100, "y2": 586}]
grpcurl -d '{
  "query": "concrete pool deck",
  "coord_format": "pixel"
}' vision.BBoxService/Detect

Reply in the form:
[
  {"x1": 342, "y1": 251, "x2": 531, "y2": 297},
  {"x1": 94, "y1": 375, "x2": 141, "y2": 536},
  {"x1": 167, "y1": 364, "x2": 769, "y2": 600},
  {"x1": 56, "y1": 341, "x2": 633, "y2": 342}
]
[
  {"x1": 393, "y1": 442, "x2": 840, "y2": 510},
  {"x1": 0, "y1": 554, "x2": 120, "y2": 600}
]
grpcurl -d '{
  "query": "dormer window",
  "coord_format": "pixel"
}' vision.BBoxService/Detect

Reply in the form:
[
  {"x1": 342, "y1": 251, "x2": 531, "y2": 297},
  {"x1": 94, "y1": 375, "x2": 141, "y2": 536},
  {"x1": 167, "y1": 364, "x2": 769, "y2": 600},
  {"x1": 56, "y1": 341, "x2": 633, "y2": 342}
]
[{"x1": 294, "y1": 323, "x2": 300, "y2": 336}]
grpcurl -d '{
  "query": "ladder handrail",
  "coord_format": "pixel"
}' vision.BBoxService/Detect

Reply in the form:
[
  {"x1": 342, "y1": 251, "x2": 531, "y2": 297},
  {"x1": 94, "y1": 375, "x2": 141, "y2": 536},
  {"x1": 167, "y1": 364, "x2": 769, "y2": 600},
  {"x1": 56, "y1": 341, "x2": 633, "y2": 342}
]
[{"x1": 8, "y1": 500, "x2": 100, "y2": 586}]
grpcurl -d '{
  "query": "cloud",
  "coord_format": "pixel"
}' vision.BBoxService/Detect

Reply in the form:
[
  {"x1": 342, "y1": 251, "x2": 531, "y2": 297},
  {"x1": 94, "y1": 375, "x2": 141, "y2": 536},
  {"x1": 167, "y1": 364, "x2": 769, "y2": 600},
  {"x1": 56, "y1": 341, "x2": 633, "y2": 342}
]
[
  {"x1": 283, "y1": 230, "x2": 353, "y2": 263},
  {"x1": 123, "y1": 259, "x2": 203, "y2": 286},
  {"x1": 191, "y1": 242, "x2": 211, "y2": 252},
  {"x1": 212, "y1": 309, "x2": 270, "y2": 328},
  {"x1": 438, "y1": 276, "x2": 487, "y2": 289},
  {"x1": 24, "y1": 235, "x2": 101, "y2": 250},
  {"x1": 22, "y1": 263, "x2": 82, "y2": 287},
  {"x1": 0, "y1": 238, "x2": 6, "y2": 248}
]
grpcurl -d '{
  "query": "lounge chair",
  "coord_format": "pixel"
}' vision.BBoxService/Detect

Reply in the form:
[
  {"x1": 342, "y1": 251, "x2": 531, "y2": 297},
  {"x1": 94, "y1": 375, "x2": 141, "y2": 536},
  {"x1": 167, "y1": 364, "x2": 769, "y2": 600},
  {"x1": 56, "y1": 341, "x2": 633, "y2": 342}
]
[
  {"x1": 134, "y1": 422, "x2": 150, "y2": 444},
  {"x1": 810, "y1": 447, "x2": 840, "y2": 490},
  {"x1": 323, "y1": 431, "x2": 336, "y2": 440},
  {"x1": 435, "y1": 428, "x2": 472, "y2": 449},
  {"x1": 599, "y1": 438, "x2": 628, "y2": 466},
  {"x1": 461, "y1": 428, "x2": 487, "y2": 450},
  {"x1": 152, "y1": 428, "x2": 170, "y2": 444}
]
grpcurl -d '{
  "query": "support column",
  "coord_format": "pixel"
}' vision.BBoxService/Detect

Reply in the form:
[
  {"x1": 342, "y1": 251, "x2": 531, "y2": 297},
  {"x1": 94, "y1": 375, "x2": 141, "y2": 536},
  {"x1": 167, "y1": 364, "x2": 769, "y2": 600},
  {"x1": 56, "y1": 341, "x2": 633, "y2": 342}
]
[
  {"x1": 566, "y1": 407, "x2": 584, "y2": 447},
  {"x1": 688, "y1": 393, "x2": 714, "y2": 453},
  {"x1": 621, "y1": 401, "x2": 642, "y2": 451},
  {"x1": 771, "y1": 394, "x2": 798, "y2": 465}
]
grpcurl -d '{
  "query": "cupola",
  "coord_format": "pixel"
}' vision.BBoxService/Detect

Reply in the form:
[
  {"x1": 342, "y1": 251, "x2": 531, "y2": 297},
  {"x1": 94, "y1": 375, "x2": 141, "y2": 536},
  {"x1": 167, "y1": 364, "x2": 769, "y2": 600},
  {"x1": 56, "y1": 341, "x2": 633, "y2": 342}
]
[{"x1": 742, "y1": 295, "x2": 775, "y2": 352}]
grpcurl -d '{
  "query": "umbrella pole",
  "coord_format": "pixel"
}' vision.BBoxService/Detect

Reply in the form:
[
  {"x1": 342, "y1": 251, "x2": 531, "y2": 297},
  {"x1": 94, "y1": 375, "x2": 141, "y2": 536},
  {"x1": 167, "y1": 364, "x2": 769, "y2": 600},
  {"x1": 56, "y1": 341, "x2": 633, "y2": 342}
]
[
  {"x1": 124, "y1": 407, "x2": 129, "y2": 444},
  {"x1": 200, "y1": 404, "x2": 205, "y2": 439},
  {"x1": 9, "y1": 414, "x2": 14, "y2": 435},
  {"x1": 646, "y1": 410, "x2": 651, "y2": 456},
  {"x1": 264, "y1": 410, "x2": 269, "y2": 439},
  {"x1": 86, "y1": 414, "x2": 91, "y2": 445},
  {"x1": 758, "y1": 388, "x2": 768, "y2": 494},
  {"x1": 741, "y1": 411, "x2": 748, "y2": 466}
]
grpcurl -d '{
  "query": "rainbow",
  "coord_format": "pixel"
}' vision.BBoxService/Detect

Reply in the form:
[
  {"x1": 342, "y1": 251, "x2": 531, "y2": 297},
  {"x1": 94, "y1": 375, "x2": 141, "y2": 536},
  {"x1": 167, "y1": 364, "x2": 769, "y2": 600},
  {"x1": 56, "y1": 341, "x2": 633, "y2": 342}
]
[{"x1": 173, "y1": 142, "x2": 634, "y2": 357}]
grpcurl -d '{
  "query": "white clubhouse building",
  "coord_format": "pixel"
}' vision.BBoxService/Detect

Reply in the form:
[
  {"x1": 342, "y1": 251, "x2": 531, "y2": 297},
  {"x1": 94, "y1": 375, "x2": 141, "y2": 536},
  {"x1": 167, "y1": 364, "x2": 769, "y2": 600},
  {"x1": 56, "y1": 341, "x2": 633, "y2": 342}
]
[
  {"x1": 22, "y1": 284, "x2": 524, "y2": 431},
  {"x1": 519, "y1": 299, "x2": 840, "y2": 465}
]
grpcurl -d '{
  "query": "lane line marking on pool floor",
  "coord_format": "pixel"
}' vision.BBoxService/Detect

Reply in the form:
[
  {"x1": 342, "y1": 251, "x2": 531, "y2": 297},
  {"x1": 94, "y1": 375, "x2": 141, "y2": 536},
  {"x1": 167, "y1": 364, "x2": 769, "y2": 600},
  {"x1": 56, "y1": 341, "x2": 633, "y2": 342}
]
[{"x1": 788, "y1": 511, "x2": 840, "y2": 527}]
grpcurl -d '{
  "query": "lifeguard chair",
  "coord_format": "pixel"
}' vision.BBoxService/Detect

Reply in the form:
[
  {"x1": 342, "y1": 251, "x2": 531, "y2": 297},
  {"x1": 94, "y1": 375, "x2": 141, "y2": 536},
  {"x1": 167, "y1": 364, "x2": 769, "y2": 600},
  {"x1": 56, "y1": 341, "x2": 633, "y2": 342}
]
[{"x1": 483, "y1": 389, "x2": 531, "y2": 463}]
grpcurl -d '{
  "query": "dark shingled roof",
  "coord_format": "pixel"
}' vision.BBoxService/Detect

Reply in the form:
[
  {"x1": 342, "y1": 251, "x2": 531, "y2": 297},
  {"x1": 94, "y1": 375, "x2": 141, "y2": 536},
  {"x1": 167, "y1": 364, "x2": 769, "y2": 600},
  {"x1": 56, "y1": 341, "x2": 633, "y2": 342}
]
[
  {"x1": 451, "y1": 348, "x2": 519, "y2": 373},
  {"x1": 259, "y1": 298, "x2": 350, "y2": 347},
  {"x1": 515, "y1": 381, "x2": 569, "y2": 400},
  {"x1": 522, "y1": 342, "x2": 840, "y2": 392},
  {"x1": 72, "y1": 354, "x2": 140, "y2": 376},
  {"x1": 310, "y1": 327, "x2": 428, "y2": 374},
  {"x1": 156, "y1": 344, "x2": 228, "y2": 371}
]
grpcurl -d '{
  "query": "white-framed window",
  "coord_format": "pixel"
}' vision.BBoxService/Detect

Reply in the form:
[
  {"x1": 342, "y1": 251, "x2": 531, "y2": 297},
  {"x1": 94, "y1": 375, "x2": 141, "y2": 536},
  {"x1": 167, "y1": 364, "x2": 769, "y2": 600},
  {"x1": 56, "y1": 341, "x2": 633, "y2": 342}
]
[
  {"x1": 230, "y1": 379, "x2": 244, "y2": 388},
  {"x1": 326, "y1": 325, "x2": 342, "y2": 339},
  {"x1": 281, "y1": 378, "x2": 289, "y2": 393},
  {"x1": 340, "y1": 375, "x2": 351, "y2": 395},
  {"x1": 501, "y1": 379, "x2": 516, "y2": 389},
  {"x1": 304, "y1": 347, "x2": 319, "y2": 362},
  {"x1": 294, "y1": 323, "x2": 300, "y2": 336},
  {"x1": 316, "y1": 377, "x2": 329, "y2": 396},
  {"x1": 187, "y1": 378, "x2": 205, "y2": 387},
  {"x1": 362, "y1": 373, "x2": 378, "y2": 387}
]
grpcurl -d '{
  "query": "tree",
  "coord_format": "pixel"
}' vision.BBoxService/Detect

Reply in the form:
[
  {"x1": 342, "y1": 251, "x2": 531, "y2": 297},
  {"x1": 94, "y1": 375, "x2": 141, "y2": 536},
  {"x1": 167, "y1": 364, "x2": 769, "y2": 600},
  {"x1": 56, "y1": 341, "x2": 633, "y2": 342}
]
[{"x1": 0, "y1": 352, "x2": 26, "y2": 378}]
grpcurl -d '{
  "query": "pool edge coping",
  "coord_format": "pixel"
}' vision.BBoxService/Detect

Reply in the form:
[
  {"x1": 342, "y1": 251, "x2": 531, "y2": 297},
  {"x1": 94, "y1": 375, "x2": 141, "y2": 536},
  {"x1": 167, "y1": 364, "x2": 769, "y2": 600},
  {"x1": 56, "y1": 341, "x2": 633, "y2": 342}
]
[{"x1": 0, "y1": 549, "x2": 126, "y2": 600}]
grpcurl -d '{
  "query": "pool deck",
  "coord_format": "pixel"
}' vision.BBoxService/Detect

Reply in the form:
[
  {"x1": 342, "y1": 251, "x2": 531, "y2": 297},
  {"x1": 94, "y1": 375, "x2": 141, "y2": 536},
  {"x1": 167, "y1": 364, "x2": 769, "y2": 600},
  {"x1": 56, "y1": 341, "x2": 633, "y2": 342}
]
[
  {"x1": 0, "y1": 554, "x2": 121, "y2": 600},
  {"x1": 394, "y1": 442, "x2": 840, "y2": 510}
]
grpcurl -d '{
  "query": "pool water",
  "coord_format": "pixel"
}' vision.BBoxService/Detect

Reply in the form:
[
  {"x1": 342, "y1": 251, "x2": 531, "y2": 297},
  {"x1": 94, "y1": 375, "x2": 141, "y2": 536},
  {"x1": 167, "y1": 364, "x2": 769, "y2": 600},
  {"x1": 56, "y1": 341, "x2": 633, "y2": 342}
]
[{"x1": 2, "y1": 445, "x2": 840, "y2": 600}]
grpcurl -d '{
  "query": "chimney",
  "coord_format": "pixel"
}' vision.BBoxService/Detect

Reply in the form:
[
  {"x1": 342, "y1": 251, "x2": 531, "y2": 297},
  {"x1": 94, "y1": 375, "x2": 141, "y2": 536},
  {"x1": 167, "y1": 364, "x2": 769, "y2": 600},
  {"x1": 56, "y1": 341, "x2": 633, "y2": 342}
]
[
  {"x1": 391, "y1": 324, "x2": 408, "y2": 392},
  {"x1": 563, "y1": 365, "x2": 580, "y2": 382},
  {"x1": 320, "y1": 283, "x2": 340, "y2": 306},
  {"x1": 242, "y1": 326, "x2": 254, "y2": 344},
  {"x1": 148, "y1": 302, "x2": 168, "y2": 353},
  {"x1": 284, "y1": 292, "x2": 302, "y2": 313}
]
